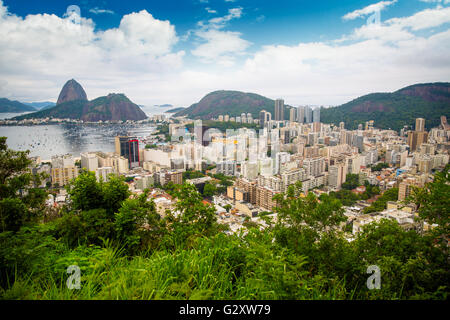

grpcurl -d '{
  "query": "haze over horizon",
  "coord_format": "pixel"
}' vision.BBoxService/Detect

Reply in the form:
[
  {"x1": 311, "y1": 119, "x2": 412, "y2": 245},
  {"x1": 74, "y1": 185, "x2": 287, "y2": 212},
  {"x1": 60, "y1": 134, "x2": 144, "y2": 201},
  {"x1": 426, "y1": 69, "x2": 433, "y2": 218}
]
[{"x1": 0, "y1": 0, "x2": 449, "y2": 107}]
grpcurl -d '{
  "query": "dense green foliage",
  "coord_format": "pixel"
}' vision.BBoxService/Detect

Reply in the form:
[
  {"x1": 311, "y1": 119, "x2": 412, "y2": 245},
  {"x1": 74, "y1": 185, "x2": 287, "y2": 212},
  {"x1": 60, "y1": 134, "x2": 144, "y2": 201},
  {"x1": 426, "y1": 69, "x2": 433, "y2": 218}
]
[
  {"x1": 153, "y1": 124, "x2": 171, "y2": 141},
  {"x1": 207, "y1": 172, "x2": 234, "y2": 194},
  {"x1": 0, "y1": 137, "x2": 47, "y2": 232},
  {"x1": 322, "y1": 180, "x2": 380, "y2": 207},
  {"x1": 341, "y1": 174, "x2": 360, "y2": 190},
  {"x1": 182, "y1": 170, "x2": 206, "y2": 180},
  {"x1": 409, "y1": 165, "x2": 450, "y2": 249},
  {"x1": 370, "y1": 162, "x2": 390, "y2": 172},
  {"x1": 320, "y1": 83, "x2": 450, "y2": 131},
  {"x1": 66, "y1": 170, "x2": 130, "y2": 214},
  {"x1": 202, "y1": 182, "x2": 217, "y2": 198},
  {"x1": 363, "y1": 188, "x2": 399, "y2": 214},
  {"x1": 0, "y1": 138, "x2": 448, "y2": 300}
]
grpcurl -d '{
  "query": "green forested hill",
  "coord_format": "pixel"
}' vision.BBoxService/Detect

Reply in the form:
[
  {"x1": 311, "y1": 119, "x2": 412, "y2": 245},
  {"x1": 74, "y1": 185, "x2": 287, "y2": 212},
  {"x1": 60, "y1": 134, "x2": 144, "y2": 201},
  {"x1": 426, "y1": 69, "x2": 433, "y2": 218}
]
[
  {"x1": 13, "y1": 79, "x2": 147, "y2": 122},
  {"x1": 166, "y1": 107, "x2": 185, "y2": 113},
  {"x1": 0, "y1": 98, "x2": 36, "y2": 113},
  {"x1": 14, "y1": 99, "x2": 88, "y2": 120},
  {"x1": 13, "y1": 94, "x2": 147, "y2": 122},
  {"x1": 320, "y1": 83, "x2": 450, "y2": 131},
  {"x1": 174, "y1": 90, "x2": 292, "y2": 120}
]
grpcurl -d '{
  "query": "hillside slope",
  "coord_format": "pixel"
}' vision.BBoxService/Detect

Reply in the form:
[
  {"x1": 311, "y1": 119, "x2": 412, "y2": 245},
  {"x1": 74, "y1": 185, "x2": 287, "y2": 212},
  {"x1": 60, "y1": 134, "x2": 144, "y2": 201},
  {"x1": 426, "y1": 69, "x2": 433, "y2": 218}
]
[
  {"x1": 174, "y1": 90, "x2": 292, "y2": 120},
  {"x1": 320, "y1": 83, "x2": 450, "y2": 131},
  {"x1": 14, "y1": 80, "x2": 147, "y2": 122},
  {"x1": 0, "y1": 98, "x2": 36, "y2": 113}
]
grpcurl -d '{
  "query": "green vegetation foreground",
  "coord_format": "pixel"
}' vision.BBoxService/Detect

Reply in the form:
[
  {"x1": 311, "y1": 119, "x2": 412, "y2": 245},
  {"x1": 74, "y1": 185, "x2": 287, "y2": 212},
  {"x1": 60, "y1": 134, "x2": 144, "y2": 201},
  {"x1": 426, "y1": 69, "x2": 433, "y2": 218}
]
[{"x1": 0, "y1": 137, "x2": 448, "y2": 300}]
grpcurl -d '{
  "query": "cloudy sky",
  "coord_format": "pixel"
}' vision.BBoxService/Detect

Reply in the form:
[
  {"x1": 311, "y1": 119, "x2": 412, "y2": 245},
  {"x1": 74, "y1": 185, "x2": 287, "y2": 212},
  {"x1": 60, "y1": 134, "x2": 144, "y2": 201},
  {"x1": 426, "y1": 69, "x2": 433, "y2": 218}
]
[{"x1": 0, "y1": 0, "x2": 449, "y2": 107}]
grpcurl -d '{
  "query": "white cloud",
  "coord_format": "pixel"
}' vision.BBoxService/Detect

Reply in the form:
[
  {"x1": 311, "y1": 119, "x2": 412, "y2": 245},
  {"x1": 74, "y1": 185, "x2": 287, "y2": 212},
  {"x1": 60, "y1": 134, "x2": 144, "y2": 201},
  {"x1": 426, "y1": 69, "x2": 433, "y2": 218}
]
[
  {"x1": 345, "y1": 5, "x2": 450, "y2": 41},
  {"x1": 0, "y1": 1, "x2": 184, "y2": 103},
  {"x1": 89, "y1": 7, "x2": 114, "y2": 15},
  {"x1": 343, "y1": 0, "x2": 397, "y2": 20},
  {"x1": 386, "y1": 6, "x2": 450, "y2": 30},
  {"x1": 205, "y1": 7, "x2": 217, "y2": 14},
  {"x1": 419, "y1": 0, "x2": 450, "y2": 4},
  {"x1": 0, "y1": 0, "x2": 449, "y2": 108},
  {"x1": 191, "y1": 29, "x2": 250, "y2": 66},
  {"x1": 208, "y1": 7, "x2": 242, "y2": 28},
  {"x1": 99, "y1": 10, "x2": 179, "y2": 56},
  {"x1": 190, "y1": 7, "x2": 250, "y2": 66},
  {"x1": 183, "y1": 4, "x2": 450, "y2": 105}
]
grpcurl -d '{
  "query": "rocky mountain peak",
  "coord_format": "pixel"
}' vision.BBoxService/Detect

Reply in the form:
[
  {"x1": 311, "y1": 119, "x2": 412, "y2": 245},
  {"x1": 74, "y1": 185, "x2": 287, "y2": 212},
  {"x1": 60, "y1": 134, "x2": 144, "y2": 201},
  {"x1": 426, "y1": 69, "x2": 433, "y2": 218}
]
[{"x1": 56, "y1": 79, "x2": 88, "y2": 105}]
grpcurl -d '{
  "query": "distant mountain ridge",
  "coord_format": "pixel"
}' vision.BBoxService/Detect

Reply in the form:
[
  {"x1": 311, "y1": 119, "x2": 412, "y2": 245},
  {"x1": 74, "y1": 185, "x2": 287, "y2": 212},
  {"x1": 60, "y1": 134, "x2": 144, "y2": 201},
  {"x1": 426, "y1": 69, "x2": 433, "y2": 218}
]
[
  {"x1": 320, "y1": 82, "x2": 450, "y2": 131},
  {"x1": 0, "y1": 98, "x2": 36, "y2": 113},
  {"x1": 166, "y1": 107, "x2": 185, "y2": 113},
  {"x1": 14, "y1": 79, "x2": 147, "y2": 122},
  {"x1": 23, "y1": 101, "x2": 56, "y2": 110},
  {"x1": 174, "y1": 83, "x2": 449, "y2": 131},
  {"x1": 174, "y1": 90, "x2": 293, "y2": 120}
]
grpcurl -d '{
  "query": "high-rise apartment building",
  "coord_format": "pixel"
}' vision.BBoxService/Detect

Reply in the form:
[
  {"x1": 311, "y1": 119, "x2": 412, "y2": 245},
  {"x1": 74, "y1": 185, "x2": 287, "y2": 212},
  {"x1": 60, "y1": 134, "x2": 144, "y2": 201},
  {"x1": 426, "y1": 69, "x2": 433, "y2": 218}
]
[
  {"x1": 418, "y1": 157, "x2": 432, "y2": 174},
  {"x1": 96, "y1": 167, "x2": 114, "y2": 182},
  {"x1": 415, "y1": 118, "x2": 425, "y2": 132},
  {"x1": 115, "y1": 136, "x2": 140, "y2": 169},
  {"x1": 51, "y1": 154, "x2": 79, "y2": 186},
  {"x1": 289, "y1": 108, "x2": 296, "y2": 122},
  {"x1": 275, "y1": 99, "x2": 284, "y2": 121},
  {"x1": 259, "y1": 110, "x2": 272, "y2": 127},
  {"x1": 303, "y1": 157, "x2": 325, "y2": 177},
  {"x1": 313, "y1": 122, "x2": 321, "y2": 133},
  {"x1": 155, "y1": 170, "x2": 183, "y2": 186},
  {"x1": 256, "y1": 186, "x2": 279, "y2": 211},
  {"x1": 304, "y1": 106, "x2": 313, "y2": 123},
  {"x1": 440, "y1": 115, "x2": 450, "y2": 130},
  {"x1": 354, "y1": 135, "x2": 364, "y2": 153},
  {"x1": 242, "y1": 161, "x2": 258, "y2": 180},
  {"x1": 235, "y1": 178, "x2": 258, "y2": 204},
  {"x1": 247, "y1": 113, "x2": 253, "y2": 124},
  {"x1": 329, "y1": 163, "x2": 347, "y2": 189},
  {"x1": 313, "y1": 107, "x2": 320, "y2": 123},
  {"x1": 259, "y1": 110, "x2": 266, "y2": 127},
  {"x1": 407, "y1": 118, "x2": 428, "y2": 152},
  {"x1": 80, "y1": 152, "x2": 98, "y2": 172},
  {"x1": 217, "y1": 160, "x2": 237, "y2": 176},
  {"x1": 297, "y1": 106, "x2": 305, "y2": 123}
]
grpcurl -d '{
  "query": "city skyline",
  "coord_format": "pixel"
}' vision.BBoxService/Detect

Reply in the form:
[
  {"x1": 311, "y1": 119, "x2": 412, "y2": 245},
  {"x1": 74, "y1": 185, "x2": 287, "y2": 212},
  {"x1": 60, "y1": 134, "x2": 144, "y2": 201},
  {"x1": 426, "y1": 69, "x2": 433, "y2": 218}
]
[
  {"x1": 0, "y1": 0, "x2": 449, "y2": 108},
  {"x1": 0, "y1": 0, "x2": 449, "y2": 305}
]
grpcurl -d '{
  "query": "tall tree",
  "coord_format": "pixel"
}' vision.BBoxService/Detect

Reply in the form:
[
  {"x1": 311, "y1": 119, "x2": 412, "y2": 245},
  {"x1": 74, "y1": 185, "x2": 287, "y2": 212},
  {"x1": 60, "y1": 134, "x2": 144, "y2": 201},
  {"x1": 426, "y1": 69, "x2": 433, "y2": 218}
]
[
  {"x1": 115, "y1": 191, "x2": 162, "y2": 253},
  {"x1": 273, "y1": 182, "x2": 346, "y2": 257},
  {"x1": 102, "y1": 174, "x2": 131, "y2": 214},
  {"x1": 409, "y1": 165, "x2": 450, "y2": 247},
  {"x1": 162, "y1": 183, "x2": 218, "y2": 250},
  {"x1": 66, "y1": 170, "x2": 103, "y2": 211},
  {"x1": 0, "y1": 137, "x2": 47, "y2": 232}
]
